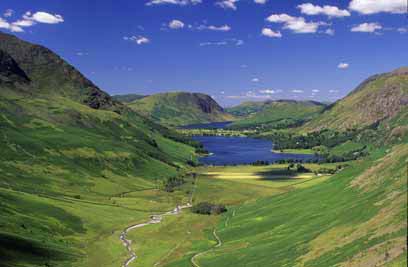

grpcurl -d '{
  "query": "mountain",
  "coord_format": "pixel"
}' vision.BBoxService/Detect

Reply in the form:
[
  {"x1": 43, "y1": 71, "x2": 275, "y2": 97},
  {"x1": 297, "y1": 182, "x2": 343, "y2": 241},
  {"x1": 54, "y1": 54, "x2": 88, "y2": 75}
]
[
  {"x1": 227, "y1": 100, "x2": 326, "y2": 129},
  {"x1": 112, "y1": 93, "x2": 145, "y2": 103},
  {"x1": 0, "y1": 32, "x2": 195, "y2": 267},
  {"x1": 127, "y1": 92, "x2": 235, "y2": 126},
  {"x1": 304, "y1": 67, "x2": 408, "y2": 131}
]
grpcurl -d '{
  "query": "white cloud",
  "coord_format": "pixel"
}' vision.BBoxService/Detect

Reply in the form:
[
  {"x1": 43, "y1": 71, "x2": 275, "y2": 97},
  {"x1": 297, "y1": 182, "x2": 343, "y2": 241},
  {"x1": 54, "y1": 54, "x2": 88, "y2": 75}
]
[
  {"x1": 351, "y1": 22, "x2": 382, "y2": 33},
  {"x1": 298, "y1": 3, "x2": 350, "y2": 17},
  {"x1": 12, "y1": 19, "x2": 35, "y2": 27},
  {"x1": 261, "y1": 28, "x2": 282, "y2": 38},
  {"x1": 259, "y1": 89, "x2": 276, "y2": 94},
  {"x1": 349, "y1": 0, "x2": 407, "y2": 14},
  {"x1": 312, "y1": 89, "x2": 320, "y2": 93},
  {"x1": 23, "y1": 11, "x2": 64, "y2": 24},
  {"x1": 76, "y1": 52, "x2": 89, "y2": 56},
  {"x1": 329, "y1": 89, "x2": 339, "y2": 93},
  {"x1": 266, "y1": 13, "x2": 325, "y2": 34},
  {"x1": 146, "y1": 0, "x2": 202, "y2": 6},
  {"x1": 254, "y1": 0, "x2": 267, "y2": 4},
  {"x1": 199, "y1": 41, "x2": 228, "y2": 46},
  {"x1": 252, "y1": 78, "x2": 260, "y2": 82},
  {"x1": 124, "y1": 36, "x2": 150, "y2": 45},
  {"x1": 325, "y1": 28, "x2": 335, "y2": 35},
  {"x1": 199, "y1": 38, "x2": 243, "y2": 47},
  {"x1": 397, "y1": 27, "x2": 407, "y2": 33},
  {"x1": 292, "y1": 89, "x2": 304, "y2": 93},
  {"x1": 0, "y1": 10, "x2": 64, "y2": 32},
  {"x1": 198, "y1": 24, "x2": 231, "y2": 32},
  {"x1": 4, "y1": 9, "x2": 14, "y2": 17},
  {"x1": 338, "y1": 62, "x2": 349, "y2": 69},
  {"x1": 216, "y1": 0, "x2": 239, "y2": 10},
  {"x1": 169, "y1": 19, "x2": 185, "y2": 29}
]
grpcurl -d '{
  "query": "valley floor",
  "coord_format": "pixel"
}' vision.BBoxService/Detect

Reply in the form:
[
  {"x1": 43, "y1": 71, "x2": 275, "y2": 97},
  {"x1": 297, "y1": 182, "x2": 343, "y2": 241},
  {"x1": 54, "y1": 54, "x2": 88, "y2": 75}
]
[
  {"x1": 114, "y1": 147, "x2": 407, "y2": 267},
  {"x1": 2, "y1": 146, "x2": 406, "y2": 267}
]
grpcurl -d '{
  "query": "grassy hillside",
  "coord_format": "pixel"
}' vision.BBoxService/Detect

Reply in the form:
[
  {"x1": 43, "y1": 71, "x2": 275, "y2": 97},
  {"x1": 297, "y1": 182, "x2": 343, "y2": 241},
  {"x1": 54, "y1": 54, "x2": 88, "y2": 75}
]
[
  {"x1": 187, "y1": 144, "x2": 407, "y2": 267},
  {"x1": 228, "y1": 100, "x2": 325, "y2": 129},
  {"x1": 304, "y1": 67, "x2": 408, "y2": 131},
  {"x1": 0, "y1": 32, "x2": 196, "y2": 267},
  {"x1": 127, "y1": 92, "x2": 234, "y2": 126}
]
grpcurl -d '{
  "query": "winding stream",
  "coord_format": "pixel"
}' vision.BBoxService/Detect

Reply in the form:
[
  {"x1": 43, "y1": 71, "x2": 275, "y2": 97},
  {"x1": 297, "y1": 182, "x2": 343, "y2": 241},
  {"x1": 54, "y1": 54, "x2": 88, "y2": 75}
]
[{"x1": 119, "y1": 177, "x2": 196, "y2": 267}]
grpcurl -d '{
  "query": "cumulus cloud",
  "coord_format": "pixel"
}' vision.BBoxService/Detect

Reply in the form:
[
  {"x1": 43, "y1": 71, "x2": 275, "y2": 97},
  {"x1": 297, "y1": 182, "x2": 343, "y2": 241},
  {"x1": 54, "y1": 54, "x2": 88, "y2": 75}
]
[
  {"x1": 349, "y1": 0, "x2": 407, "y2": 14},
  {"x1": 169, "y1": 19, "x2": 185, "y2": 29},
  {"x1": 298, "y1": 3, "x2": 350, "y2": 17},
  {"x1": 292, "y1": 89, "x2": 304, "y2": 93},
  {"x1": 266, "y1": 13, "x2": 325, "y2": 33},
  {"x1": 351, "y1": 22, "x2": 382, "y2": 33},
  {"x1": 197, "y1": 24, "x2": 231, "y2": 31},
  {"x1": 254, "y1": 0, "x2": 268, "y2": 4},
  {"x1": 252, "y1": 78, "x2": 260, "y2": 82},
  {"x1": 4, "y1": 9, "x2": 14, "y2": 17},
  {"x1": 146, "y1": 0, "x2": 202, "y2": 6},
  {"x1": 338, "y1": 62, "x2": 349, "y2": 69},
  {"x1": 216, "y1": 0, "x2": 239, "y2": 10},
  {"x1": 0, "y1": 10, "x2": 64, "y2": 32},
  {"x1": 124, "y1": 36, "x2": 150, "y2": 45},
  {"x1": 23, "y1": 11, "x2": 64, "y2": 24},
  {"x1": 261, "y1": 28, "x2": 282, "y2": 38}
]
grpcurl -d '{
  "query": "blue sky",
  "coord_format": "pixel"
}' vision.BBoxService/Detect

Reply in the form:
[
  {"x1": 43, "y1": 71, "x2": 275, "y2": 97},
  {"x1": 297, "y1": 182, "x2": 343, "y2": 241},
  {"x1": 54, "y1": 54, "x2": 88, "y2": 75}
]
[{"x1": 0, "y1": 0, "x2": 407, "y2": 106}]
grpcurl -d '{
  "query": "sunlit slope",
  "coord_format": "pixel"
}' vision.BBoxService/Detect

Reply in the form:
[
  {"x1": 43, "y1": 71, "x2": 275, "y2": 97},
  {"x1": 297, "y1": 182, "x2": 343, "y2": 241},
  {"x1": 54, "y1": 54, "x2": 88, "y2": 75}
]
[
  {"x1": 0, "y1": 32, "x2": 195, "y2": 267},
  {"x1": 228, "y1": 100, "x2": 325, "y2": 129},
  {"x1": 189, "y1": 145, "x2": 407, "y2": 267},
  {"x1": 304, "y1": 67, "x2": 408, "y2": 131},
  {"x1": 127, "y1": 92, "x2": 235, "y2": 126}
]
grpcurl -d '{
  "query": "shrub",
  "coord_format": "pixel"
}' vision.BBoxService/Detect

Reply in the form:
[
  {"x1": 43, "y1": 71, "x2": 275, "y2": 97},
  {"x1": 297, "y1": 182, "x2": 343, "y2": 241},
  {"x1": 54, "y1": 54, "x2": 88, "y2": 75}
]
[{"x1": 192, "y1": 202, "x2": 227, "y2": 215}]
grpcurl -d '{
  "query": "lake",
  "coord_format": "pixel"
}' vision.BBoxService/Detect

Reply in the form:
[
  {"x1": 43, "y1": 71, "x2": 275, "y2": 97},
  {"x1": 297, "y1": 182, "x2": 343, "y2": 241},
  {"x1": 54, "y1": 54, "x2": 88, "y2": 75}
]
[{"x1": 193, "y1": 136, "x2": 316, "y2": 166}]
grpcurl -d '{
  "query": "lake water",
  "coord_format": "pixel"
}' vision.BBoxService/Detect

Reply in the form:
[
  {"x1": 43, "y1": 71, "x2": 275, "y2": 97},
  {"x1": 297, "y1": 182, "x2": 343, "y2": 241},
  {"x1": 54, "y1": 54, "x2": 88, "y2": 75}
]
[{"x1": 193, "y1": 136, "x2": 316, "y2": 166}]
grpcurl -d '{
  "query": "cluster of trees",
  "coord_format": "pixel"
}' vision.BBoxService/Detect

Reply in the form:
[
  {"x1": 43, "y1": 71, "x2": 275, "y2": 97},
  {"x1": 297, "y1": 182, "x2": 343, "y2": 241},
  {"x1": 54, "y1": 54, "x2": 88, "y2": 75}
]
[
  {"x1": 260, "y1": 129, "x2": 359, "y2": 150},
  {"x1": 287, "y1": 163, "x2": 310, "y2": 173},
  {"x1": 162, "y1": 176, "x2": 185, "y2": 192},
  {"x1": 192, "y1": 202, "x2": 227, "y2": 215}
]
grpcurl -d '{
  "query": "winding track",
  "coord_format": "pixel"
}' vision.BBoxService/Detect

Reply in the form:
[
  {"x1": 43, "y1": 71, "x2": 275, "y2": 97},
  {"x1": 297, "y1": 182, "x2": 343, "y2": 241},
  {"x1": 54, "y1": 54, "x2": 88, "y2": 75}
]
[{"x1": 119, "y1": 175, "x2": 197, "y2": 267}]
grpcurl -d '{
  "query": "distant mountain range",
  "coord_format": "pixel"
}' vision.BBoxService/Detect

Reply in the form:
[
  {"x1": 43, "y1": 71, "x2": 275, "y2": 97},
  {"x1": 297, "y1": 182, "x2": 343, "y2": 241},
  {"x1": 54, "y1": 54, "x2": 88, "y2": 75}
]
[
  {"x1": 112, "y1": 94, "x2": 146, "y2": 103},
  {"x1": 125, "y1": 92, "x2": 234, "y2": 126},
  {"x1": 226, "y1": 100, "x2": 326, "y2": 129}
]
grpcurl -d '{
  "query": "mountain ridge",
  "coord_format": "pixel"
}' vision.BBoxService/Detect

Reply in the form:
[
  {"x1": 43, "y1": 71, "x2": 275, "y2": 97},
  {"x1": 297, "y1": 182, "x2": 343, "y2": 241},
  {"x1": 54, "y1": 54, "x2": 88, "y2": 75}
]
[{"x1": 127, "y1": 91, "x2": 234, "y2": 126}]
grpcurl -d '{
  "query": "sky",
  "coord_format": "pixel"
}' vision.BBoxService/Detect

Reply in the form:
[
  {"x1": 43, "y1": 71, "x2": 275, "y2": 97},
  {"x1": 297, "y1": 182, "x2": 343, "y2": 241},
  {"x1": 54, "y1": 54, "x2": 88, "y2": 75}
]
[{"x1": 0, "y1": 0, "x2": 407, "y2": 106}]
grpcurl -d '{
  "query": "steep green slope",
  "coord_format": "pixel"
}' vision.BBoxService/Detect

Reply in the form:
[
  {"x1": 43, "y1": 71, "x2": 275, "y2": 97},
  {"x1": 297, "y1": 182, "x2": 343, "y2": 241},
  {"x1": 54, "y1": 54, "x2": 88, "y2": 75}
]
[
  {"x1": 187, "y1": 144, "x2": 407, "y2": 267},
  {"x1": 112, "y1": 93, "x2": 145, "y2": 103},
  {"x1": 0, "y1": 32, "x2": 195, "y2": 267},
  {"x1": 225, "y1": 101, "x2": 267, "y2": 117},
  {"x1": 304, "y1": 67, "x2": 408, "y2": 131},
  {"x1": 228, "y1": 100, "x2": 325, "y2": 129},
  {"x1": 127, "y1": 92, "x2": 234, "y2": 126}
]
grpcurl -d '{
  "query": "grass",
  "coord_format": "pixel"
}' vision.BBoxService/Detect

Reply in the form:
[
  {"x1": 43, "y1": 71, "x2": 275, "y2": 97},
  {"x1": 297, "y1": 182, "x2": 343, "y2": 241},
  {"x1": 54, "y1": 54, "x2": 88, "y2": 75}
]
[
  {"x1": 123, "y1": 164, "x2": 333, "y2": 267},
  {"x1": 272, "y1": 148, "x2": 315, "y2": 154},
  {"x1": 172, "y1": 145, "x2": 408, "y2": 267}
]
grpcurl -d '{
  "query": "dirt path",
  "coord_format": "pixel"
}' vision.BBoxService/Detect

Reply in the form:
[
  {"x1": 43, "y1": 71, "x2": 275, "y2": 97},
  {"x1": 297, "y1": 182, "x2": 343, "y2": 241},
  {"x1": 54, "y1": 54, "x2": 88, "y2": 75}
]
[
  {"x1": 119, "y1": 175, "x2": 197, "y2": 267},
  {"x1": 191, "y1": 208, "x2": 236, "y2": 267}
]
